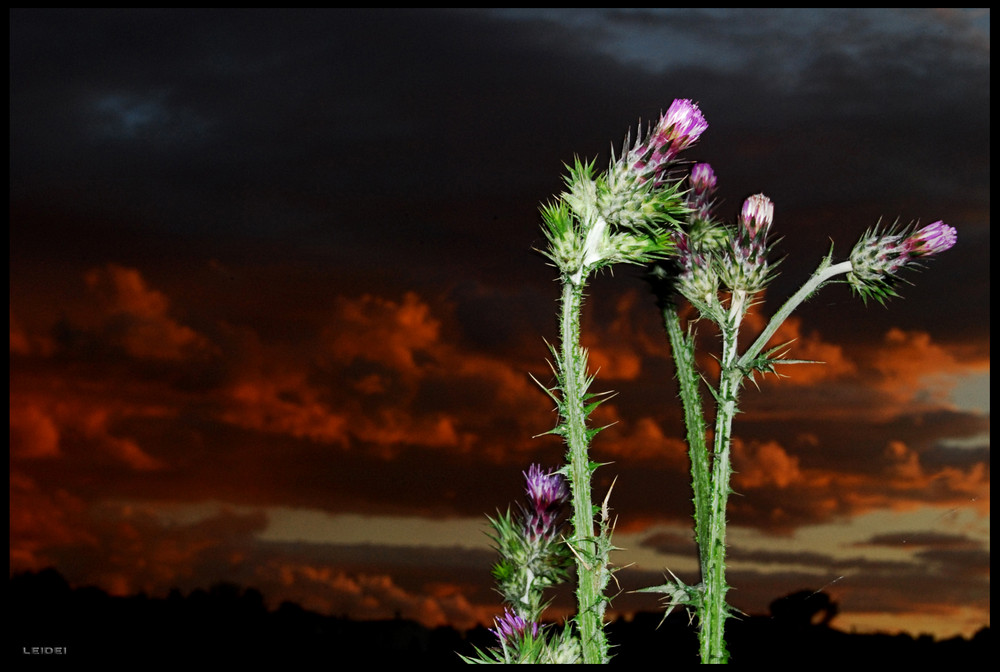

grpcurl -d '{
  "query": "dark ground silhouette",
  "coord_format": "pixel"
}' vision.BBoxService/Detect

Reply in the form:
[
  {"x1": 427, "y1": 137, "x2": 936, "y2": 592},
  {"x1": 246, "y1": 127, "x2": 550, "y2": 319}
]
[{"x1": 10, "y1": 569, "x2": 988, "y2": 664}]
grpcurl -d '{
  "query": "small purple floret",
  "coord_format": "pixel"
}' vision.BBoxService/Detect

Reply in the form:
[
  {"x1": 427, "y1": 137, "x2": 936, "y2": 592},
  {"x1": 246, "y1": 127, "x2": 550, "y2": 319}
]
[
  {"x1": 629, "y1": 99, "x2": 708, "y2": 184},
  {"x1": 522, "y1": 464, "x2": 568, "y2": 543},
  {"x1": 739, "y1": 193, "x2": 774, "y2": 237},
  {"x1": 493, "y1": 608, "x2": 539, "y2": 643},
  {"x1": 907, "y1": 220, "x2": 956, "y2": 256},
  {"x1": 690, "y1": 163, "x2": 717, "y2": 195}
]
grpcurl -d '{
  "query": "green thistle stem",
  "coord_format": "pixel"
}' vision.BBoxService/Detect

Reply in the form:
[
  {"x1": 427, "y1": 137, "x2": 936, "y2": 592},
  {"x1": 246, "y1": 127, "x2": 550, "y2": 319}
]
[
  {"x1": 699, "y1": 291, "x2": 745, "y2": 663},
  {"x1": 738, "y1": 258, "x2": 852, "y2": 371},
  {"x1": 661, "y1": 302, "x2": 711, "y2": 554},
  {"x1": 667, "y1": 259, "x2": 852, "y2": 663},
  {"x1": 559, "y1": 276, "x2": 608, "y2": 664}
]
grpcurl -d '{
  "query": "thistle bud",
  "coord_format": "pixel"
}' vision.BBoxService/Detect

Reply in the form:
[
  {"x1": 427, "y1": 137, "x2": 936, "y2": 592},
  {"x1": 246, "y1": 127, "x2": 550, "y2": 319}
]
[
  {"x1": 690, "y1": 162, "x2": 718, "y2": 196},
  {"x1": 739, "y1": 193, "x2": 774, "y2": 237},
  {"x1": 673, "y1": 230, "x2": 721, "y2": 313},
  {"x1": 628, "y1": 99, "x2": 709, "y2": 187},
  {"x1": 687, "y1": 162, "x2": 718, "y2": 225},
  {"x1": 848, "y1": 220, "x2": 957, "y2": 304},
  {"x1": 719, "y1": 193, "x2": 775, "y2": 293}
]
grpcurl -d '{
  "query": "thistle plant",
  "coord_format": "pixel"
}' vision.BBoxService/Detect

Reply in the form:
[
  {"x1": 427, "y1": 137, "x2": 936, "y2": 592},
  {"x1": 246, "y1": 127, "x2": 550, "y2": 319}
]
[
  {"x1": 470, "y1": 99, "x2": 706, "y2": 661},
  {"x1": 530, "y1": 100, "x2": 708, "y2": 664},
  {"x1": 644, "y1": 170, "x2": 956, "y2": 662},
  {"x1": 464, "y1": 99, "x2": 955, "y2": 665},
  {"x1": 462, "y1": 465, "x2": 580, "y2": 663},
  {"x1": 491, "y1": 465, "x2": 572, "y2": 625}
]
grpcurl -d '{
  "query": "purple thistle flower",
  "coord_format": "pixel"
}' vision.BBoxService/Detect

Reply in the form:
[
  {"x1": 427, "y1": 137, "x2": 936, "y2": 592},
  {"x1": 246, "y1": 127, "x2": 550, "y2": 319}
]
[
  {"x1": 525, "y1": 464, "x2": 569, "y2": 510},
  {"x1": 848, "y1": 220, "x2": 957, "y2": 304},
  {"x1": 739, "y1": 193, "x2": 774, "y2": 237},
  {"x1": 687, "y1": 162, "x2": 718, "y2": 224},
  {"x1": 658, "y1": 98, "x2": 709, "y2": 154},
  {"x1": 492, "y1": 608, "x2": 539, "y2": 644},
  {"x1": 522, "y1": 464, "x2": 569, "y2": 543},
  {"x1": 629, "y1": 99, "x2": 708, "y2": 186},
  {"x1": 905, "y1": 220, "x2": 957, "y2": 256},
  {"x1": 690, "y1": 163, "x2": 717, "y2": 196}
]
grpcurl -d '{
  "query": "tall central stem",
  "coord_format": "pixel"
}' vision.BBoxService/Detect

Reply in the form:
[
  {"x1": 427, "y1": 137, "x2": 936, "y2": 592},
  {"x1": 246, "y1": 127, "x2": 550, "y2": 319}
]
[
  {"x1": 559, "y1": 277, "x2": 608, "y2": 664},
  {"x1": 661, "y1": 302, "x2": 710, "y2": 554},
  {"x1": 700, "y1": 291, "x2": 745, "y2": 664}
]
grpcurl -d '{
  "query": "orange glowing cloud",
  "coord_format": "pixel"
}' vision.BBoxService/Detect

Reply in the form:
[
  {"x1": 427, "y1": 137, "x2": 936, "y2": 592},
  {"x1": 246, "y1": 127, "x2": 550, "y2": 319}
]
[
  {"x1": 265, "y1": 562, "x2": 495, "y2": 630},
  {"x1": 881, "y1": 440, "x2": 989, "y2": 513},
  {"x1": 580, "y1": 289, "x2": 660, "y2": 381},
  {"x1": 10, "y1": 308, "x2": 56, "y2": 357},
  {"x1": 725, "y1": 435, "x2": 991, "y2": 531},
  {"x1": 739, "y1": 308, "x2": 857, "y2": 386},
  {"x1": 730, "y1": 322, "x2": 987, "y2": 426},
  {"x1": 864, "y1": 328, "x2": 986, "y2": 409},
  {"x1": 732, "y1": 438, "x2": 806, "y2": 490},
  {"x1": 584, "y1": 343, "x2": 643, "y2": 381},
  {"x1": 309, "y1": 290, "x2": 557, "y2": 458},
  {"x1": 325, "y1": 292, "x2": 440, "y2": 375},
  {"x1": 9, "y1": 402, "x2": 61, "y2": 459},
  {"x1": 83, "y1": 264, "x2": 213, "y2": 361},
  {"x1": 215, "y1": 290, "x2": 515, "y2": 457},
  {"x1": 10, "y1": 393, "x2": 169, "y2": 471},
  {"x1": 222, "y1": 373, "x2": 350, "y2": 445},
  {"x1": 598, "y1": 414, "x2": 690, "y2": 465},
  {"x1": 37, "y1": 504, "x2": 270, "y2": 600},
  {"x1": 350, "y1": 409, "x2": 472, "y2": 453}
]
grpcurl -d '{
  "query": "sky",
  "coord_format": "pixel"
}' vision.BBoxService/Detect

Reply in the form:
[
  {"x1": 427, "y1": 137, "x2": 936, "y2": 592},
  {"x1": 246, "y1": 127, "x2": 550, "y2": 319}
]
[{"x1": 9, "y1": 8, "x2": 990, "y2": 642}]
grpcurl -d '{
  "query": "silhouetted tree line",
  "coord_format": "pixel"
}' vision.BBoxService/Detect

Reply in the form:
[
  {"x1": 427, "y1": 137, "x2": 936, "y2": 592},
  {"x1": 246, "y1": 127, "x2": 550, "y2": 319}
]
[{"x1": 10, "y1": 569, "x2": 989, "y2": 664}]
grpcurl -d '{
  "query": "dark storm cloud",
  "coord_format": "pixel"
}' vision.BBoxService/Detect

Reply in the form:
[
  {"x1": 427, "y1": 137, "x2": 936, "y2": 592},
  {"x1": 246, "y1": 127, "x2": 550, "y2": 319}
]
[
  {"x1": 11, "y1": 9, "x2": 989, "y2": 336},
  {"x1": 11, "y1": 7, "x2": 989, "y2": 476}
]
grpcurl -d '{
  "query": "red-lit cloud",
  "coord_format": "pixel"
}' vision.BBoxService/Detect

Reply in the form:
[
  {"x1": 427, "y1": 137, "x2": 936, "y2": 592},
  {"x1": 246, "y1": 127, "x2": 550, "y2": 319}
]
[
  {"x1": 10, "y1": 262, "x2": 988, "y2": 614},
  {"x1": 83, "y1": 263, "x2": 214, "y2": 362}
]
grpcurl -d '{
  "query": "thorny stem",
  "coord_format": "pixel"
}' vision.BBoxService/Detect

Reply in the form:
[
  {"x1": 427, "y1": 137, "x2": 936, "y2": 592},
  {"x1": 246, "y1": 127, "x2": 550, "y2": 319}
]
[
  {"x1": 668, "y1": 259, "x2": 853, "y2": 664},
  {"x1": 738, "y1": 258, "x2": 852, "y2": 371},
  {"x1": 699, "y1": 290, "x2": 745, "y2": 664},
  {"x1": 661, "y1": 302, "x2": 711, "y2": 554},
  {"x1": 559, "y1": 276, "x2": 609, "y2": 664}
]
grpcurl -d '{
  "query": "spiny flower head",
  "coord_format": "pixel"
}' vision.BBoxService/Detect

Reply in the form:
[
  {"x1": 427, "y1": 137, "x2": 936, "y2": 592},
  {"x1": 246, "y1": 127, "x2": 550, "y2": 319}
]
[
  {"x1": 628, "y1": 99, "x2": 709, "y2": 188},
  {"x1": 719, "y1": 193, "x2": 776, "y2": 293},
  {"x1": 848, "y1": 220, "x2": 957, "y2": 304},
  {"x1": 544, "y1": 160, "x2": 682, "y2": 283},
  {"x1": 906, "y1": 220, "x2": 957, "y2": 257},
  {"x1": 522, "y1": 464, "x2": 569, "y2": 543},
  {"x1": 739, "y1": 193, "x2": 775, "y2": 237},
  {"x1": 687, "y1": 162, "x2": 718, "y2": 225},
  {"x1": 672, "y1": 230, "x2": 721, "y2": 315},
  {"x1": 544, "y1": 100, "x2": 708, "y2": 283},
  {"x1": 594, "y1": 99, "x2": 707, "y2": 230},
  {"x1": 492, "y1": 608, "x2": 540, "y2": 644},
  {"x1": 690, "y1": 162, "x2": 718, "y2": 196},
  {"x1": 463, "y1": 609, "x2": 578, "y2": 664}
]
